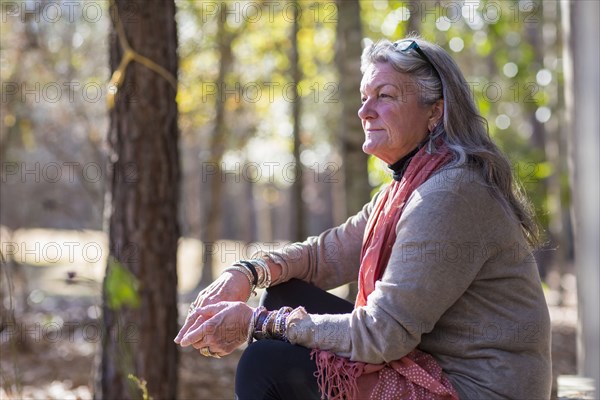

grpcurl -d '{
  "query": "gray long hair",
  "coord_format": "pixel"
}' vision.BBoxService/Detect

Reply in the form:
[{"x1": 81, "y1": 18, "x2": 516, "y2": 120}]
[{"x1": 361, "y1": 37, "x2": 539, "y2": 247}]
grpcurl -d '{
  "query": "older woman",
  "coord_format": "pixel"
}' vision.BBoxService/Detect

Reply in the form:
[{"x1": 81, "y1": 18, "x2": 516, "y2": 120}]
[{"x1": 175, "y1": 37, "x2": 552, "y2": 399}]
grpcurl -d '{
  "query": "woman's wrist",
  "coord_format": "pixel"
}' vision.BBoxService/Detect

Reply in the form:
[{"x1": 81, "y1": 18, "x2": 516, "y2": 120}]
[
  {"x1": 221, "y1": 267, "x2": 255, "y2": 301},
  {"x1": 260, "y1": 255, "x2": 283, "y2": 285},
  {"x1": 219, "y1": 254, "x2": 285, "y2": 304}
]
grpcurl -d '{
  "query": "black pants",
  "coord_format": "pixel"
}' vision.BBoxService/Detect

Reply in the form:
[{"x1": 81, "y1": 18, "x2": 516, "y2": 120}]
[{"x1": 235, "y1": 279, "x2": 354, "y2": 400}]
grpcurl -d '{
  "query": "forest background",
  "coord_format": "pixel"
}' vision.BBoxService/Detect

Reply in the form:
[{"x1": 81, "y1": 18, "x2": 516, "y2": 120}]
[{"x1": 0, "y1": 0, "x2": 598, "y2": 399}]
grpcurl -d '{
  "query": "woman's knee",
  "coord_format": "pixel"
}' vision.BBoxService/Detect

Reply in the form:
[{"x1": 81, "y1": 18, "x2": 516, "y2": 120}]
[
  {"x1": 235, "y1": 341, "x2": 320, "y2": 400},
  {"x1": 236, "y1": 341, "x2": 274, "y2": 398},
  {"x1": 260, "y1": 279, "x2": 353, "y2": 314},
  {"x1": 260, "y1": 279, "x2": 307, "y2": 309},
  {"x1": 236, "y1": 340, "x2": 272, "y2": 380}
]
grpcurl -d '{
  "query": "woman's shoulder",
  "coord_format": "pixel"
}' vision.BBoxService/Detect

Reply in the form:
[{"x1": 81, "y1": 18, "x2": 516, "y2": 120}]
[
  {"x1": 417, "y1": 163, "x2": 488, "y2": 198},
  {"x1": 404, "y1": 163, "x2": 511, "y2": 226},
  {"x1": 403, "y1": 163, "x2": 527, "y2": 248},
  {"x1": 407, "y1": 163, "x2": 522, "y2": 236}
]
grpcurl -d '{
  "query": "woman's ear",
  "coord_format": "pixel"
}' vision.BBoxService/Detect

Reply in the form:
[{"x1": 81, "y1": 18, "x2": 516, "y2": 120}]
[{"x1": 428, "y1": 99, "x2": 444, "y2": 131}]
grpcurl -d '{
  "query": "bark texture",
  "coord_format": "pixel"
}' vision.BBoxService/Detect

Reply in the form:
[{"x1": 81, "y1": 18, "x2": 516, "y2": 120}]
[{"x1": 96, "y1": 1, "x2": 180, "y2": 398}]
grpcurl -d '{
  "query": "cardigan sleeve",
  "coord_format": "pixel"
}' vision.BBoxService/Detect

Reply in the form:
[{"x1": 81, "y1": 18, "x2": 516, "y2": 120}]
[{"x1": 267, "y1": 190, "x2": 381, "y2": 290}]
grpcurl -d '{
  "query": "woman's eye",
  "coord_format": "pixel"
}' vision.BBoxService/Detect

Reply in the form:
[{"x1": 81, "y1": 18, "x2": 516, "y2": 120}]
[
  {"x1": 361, "y1": 96, "x2": 367, "y2": 103},
  {"x1": 379, "y1": 93, "x2": 391, "y2": 98}
]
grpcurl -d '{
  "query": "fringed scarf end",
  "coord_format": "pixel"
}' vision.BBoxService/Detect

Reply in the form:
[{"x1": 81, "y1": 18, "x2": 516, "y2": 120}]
[{"x1": 311, "y1": 349, "x2": 364, "y2": 400}]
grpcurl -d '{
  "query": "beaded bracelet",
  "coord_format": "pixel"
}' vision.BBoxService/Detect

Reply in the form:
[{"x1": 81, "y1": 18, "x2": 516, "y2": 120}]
[
  {"x1": 260, "y1": 310, "x2": 277, "y2": 339},
  {"x1": 273, "y1": 307, "x2": 292, "y2": 340},
  {"x1": 247, "y1": 306, "x2": 267, "y2": 345},
  {"x1": 255, "y1": 309, "x2": 269, "y2": 338},
  {"x1": 250, "y1": 306, "x2": 292, "y2": 342}
]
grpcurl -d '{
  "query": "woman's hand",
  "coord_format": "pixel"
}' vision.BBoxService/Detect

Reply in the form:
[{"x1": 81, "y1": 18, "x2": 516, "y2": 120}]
[
  {"x1": 175, "y1": 301, "x2": 253, "y2": 357},
  {"x1": 174, "y1": 270, "x2": 251, "y2": 344},
  {"x1": 193, "y1": 270, "x2": 252, "y2": 308}
]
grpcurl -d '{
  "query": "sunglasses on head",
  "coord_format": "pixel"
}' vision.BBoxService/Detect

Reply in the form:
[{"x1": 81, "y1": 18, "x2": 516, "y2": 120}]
[{"x1": 393, "y1": 40, "x2": 443, "y2": 87}]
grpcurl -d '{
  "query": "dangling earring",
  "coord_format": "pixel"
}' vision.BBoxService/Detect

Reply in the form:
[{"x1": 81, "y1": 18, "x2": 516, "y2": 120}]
[
  {"x1": 427, "y1": 126, "x2": 436, "y2": 154},
  {"x1": 427, "y1": 121, "x2": 440, "y2": 154},
  {"x1": 427, "y1": 133, "x2": 434, "y2": 154}
]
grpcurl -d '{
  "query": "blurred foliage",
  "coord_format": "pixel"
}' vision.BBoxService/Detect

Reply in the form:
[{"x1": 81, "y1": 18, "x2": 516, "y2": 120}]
[
  {"x1": 176, "y1": 0, "x2": 342, "y2": 188},
  {"x1": 128, "y1": 374, "x2": 152, "y2": 400},
  {"x1": 181, "y1": 0, "x2": 568, "y2": 248},
  {"x1": 105, "y1": 258, "x2": 140, "y2": 310},
  {"x1": 1, "y1": 0, "x2": 569, "y2": 249},
  {"x1": 360, "y1": 1, "x2": 566, "y2": 237}
]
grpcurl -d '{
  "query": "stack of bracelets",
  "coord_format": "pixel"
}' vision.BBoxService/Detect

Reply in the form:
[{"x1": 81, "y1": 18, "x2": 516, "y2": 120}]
[
  {"x1": 247, "y1": 306, "x2": 293, "y2": 344},
  {"x1": 214, "y1": 259, "x2": 292, "y2": 343},
  {"x1": 222, "y1": 259, "x2": 272, "y2": 301}
]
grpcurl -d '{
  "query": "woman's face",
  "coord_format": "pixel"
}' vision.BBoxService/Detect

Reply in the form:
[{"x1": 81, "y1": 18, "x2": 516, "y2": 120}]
[{"x1": 358, "y1": 62, "x2": 442, "y2": 164}]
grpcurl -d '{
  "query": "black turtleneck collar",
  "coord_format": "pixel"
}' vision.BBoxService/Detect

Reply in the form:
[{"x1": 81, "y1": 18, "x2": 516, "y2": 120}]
[{"x1": 388, "y1": 141, "x2": 427, "y2": 181}]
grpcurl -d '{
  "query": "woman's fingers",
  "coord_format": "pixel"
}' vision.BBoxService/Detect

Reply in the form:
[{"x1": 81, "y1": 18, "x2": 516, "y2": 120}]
[
  {"x1": 177, "y1": 316, "x2": 208, "y2": 346},
  {"x1": 179, "y1": 302, "x2": 252, "y2": 355},
  {"x1": 174, "y1": 312, "x2": 200, "y2": 343},
  {"x1": 174, "y1": 304, "x2": 211, "y2": 343},
  {"x1": 178, "y1": 302, "x2": 230, "y2": 346},
  {"x1": 175, "y1": 272, "x2": 254, "y2": 344},
  {"x1": 175, "y1": 304, "x2": 219, "y2": 344}
]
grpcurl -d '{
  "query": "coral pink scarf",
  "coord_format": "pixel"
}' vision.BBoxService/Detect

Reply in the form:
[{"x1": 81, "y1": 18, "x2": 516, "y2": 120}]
[{"x1": 312, "y1": 141, "x2": 459, "y2": 400}]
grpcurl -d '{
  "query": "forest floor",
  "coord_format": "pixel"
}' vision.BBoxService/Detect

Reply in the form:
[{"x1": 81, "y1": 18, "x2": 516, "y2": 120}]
[
  {"x1": 0, "y1": 253, "x2": 579, "y2": 400},
  {"x1": 0, "y1": 297, "x2": 578, "y2": 400},
  {"x1": 0, "y1": 293, "x2": 244, "y2": 400}
]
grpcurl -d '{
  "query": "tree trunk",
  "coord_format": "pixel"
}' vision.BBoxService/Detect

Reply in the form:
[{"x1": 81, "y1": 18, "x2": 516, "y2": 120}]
[
  {"x1": 198, "y1": 4, "x2": 235, "y2": 289},
  {"x1": 336, "y1": 0, "x2": 370, "y2": 218},
  {"x1": 336, "y1": 0, "x2": 369, "y2": 302},
  {"x1": 290, "y1": 1, "x2": 306, "y2": 242},
  {"x1": 405, "y1": 0, "x2": 422, "y2": 35},
  {"x1": 524, "y1": 12, "x2": 553, "y2": 277},
  {"x1": 561, "y1": 0, "x2": 600, "y2": 390},
  {"x1": 96, "y1": 1, "x2": 180, "y2": 399},
  {"x1": 537, "y1": 1, "x2": 570, "y2": 287}
]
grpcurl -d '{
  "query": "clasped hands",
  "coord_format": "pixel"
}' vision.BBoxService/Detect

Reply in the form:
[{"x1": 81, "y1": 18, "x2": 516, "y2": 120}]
[{"x1": 174, "y1": 271, "x2": 253, "y2": 358}]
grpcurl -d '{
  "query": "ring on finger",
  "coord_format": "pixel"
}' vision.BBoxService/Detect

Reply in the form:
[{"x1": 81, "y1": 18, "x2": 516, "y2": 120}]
[
  {"x1": 199, "y1": 347, "x2": 211, "y2": 357},
  {"x1": 200, "y1": 347, "x2": 221, "y2": 359}
]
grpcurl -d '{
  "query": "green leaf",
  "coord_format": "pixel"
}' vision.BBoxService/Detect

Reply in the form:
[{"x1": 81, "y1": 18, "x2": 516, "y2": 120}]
[
  {"x1": 535, "y1": 161, "x2": 554, "y2": 179},
  {"x1": 106, "y1": 258, "x2": 141, "y2": 310}
]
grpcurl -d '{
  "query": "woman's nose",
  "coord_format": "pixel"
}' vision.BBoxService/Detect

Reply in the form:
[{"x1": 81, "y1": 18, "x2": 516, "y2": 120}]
[{"x1": 358, "y1": 98, "x2": 375, "y2": 120}]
